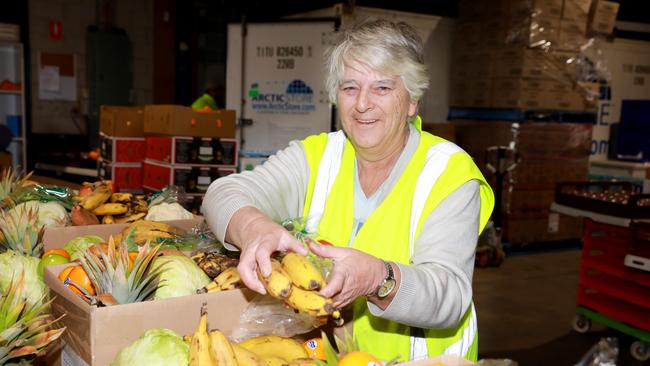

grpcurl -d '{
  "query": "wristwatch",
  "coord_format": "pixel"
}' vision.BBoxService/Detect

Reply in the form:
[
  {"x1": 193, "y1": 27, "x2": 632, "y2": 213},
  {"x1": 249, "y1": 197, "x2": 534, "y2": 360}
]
[{"x1": 375, "y1": 261, "x2": 396, "y2": 298}]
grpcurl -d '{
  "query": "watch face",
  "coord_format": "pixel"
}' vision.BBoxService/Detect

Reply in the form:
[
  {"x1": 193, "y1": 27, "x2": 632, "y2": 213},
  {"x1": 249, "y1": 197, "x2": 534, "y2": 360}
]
[{"x1": 377, "y1": 278, "x2": 396, "y2": 298}]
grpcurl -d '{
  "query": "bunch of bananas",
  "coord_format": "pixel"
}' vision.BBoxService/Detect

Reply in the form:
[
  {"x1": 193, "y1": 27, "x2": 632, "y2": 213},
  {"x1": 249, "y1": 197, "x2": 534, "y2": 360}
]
[
  {"x1": 260, "y1": 252, "x2": 340, "y2": 320},
  {"x1": 114, "y1": 220, "x2": 180, "y2": 247},
  {"x1": 188, "y1": 307, "x2": 318, "y2": 366},
  {"x1": 192, "y1": 252, "x2": 240, "y2": 279},
  {"x1": 198, "y1": 267, "x2": 243, "y2": 293},
  {"x1": 73, "y1": 180, "x2": 149, "y2": 225}
]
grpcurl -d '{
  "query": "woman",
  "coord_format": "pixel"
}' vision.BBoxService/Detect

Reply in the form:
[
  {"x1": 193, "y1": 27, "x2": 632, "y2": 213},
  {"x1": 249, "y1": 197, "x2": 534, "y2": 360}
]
[{"x1": 202, "y1": 19, "x2": 494, "y2": 362}]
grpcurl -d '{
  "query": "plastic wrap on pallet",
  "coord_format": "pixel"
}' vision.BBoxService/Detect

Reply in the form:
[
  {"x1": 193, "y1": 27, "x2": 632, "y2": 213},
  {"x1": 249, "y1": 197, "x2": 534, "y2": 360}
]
[{"x1": 452, "y1": 0, "x2": 614, "y2": 112}]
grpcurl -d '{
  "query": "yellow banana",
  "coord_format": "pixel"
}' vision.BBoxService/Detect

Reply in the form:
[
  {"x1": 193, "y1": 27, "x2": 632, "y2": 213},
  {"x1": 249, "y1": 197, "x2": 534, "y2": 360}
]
[
  {"x1": 281, "y1": 253, "x2": 325, "y2": 290},
  {"x1": 198, "y1": 267, "x2": 241, "y2": 293},
  {"x1": 264, "y1": 356, "x2": 289, "y2": 366},
  {"x1": 110, "y1": 192, "x2": 133, "y2": 203},
  {"x1": 258, "y1": 259, "x2": 293, "y2": 298},
  {"x1": 288, "y1": 358, "x2": 320, "y2": 366},
  {"x1": 240, "y1": 335, "x2": 308, "y2": 361},
  {"x1": 284, "y1": 286, "x2": 335, "y2": 317},
  {"x1": 232, "y1": 342, "x2": 268, "y2": 366},
  {"x1": 214, "y1": 267, "x2": 241, "y2": 290},
  {"x1": 80, "y1": 188, "x2": 111, "y2": 211},
  {"x1": 189, "y1": 312, "x2": 217, "y2": 366},
  {"x1": 92, "y1": 203, "x2": 128, "y2": 216},
  {"x1": 209, "y1": 329, "x2": 237, "y2": 366}
]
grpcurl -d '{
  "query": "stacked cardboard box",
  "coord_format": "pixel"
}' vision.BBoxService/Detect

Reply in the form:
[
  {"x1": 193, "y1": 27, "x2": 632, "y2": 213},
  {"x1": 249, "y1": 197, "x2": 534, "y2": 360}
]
[
  {"x1": 142, "y1": 105, "x2": 237, "y2": 207},
  {"x1": 452, "y1": 0, "x2": 596, "y2": 111},
  {"x1": 454, "y1": 120, "x2": 593, "y2": 245},
  {"x1": 98, "y1": 106, "x2": 146, "y2": 192}
]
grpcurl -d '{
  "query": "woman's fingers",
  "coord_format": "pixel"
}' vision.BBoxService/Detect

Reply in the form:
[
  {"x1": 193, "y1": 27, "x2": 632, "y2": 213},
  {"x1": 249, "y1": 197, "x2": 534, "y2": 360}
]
[{"x1": 237, "y1": 253, "x2": 267, "y2": 294}]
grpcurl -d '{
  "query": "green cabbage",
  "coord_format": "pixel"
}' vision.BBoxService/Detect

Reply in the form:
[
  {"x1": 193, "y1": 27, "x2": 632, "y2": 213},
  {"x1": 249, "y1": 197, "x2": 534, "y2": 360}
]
[
  {"x1": 153, "y1": 255, "x2": 210, "y2": 300},
  {"x1": 0, "y1": 250, "x2": 48, "y2": 307},
  {"x1": 63, "y1": 235, "x2": 104, "y2": 260},
  {"x1": 8, "y1": 201, "x2": 69, "y2": 228},
  {"x1": 111, "y1": 328, "x2": 189, "y2": 366}
]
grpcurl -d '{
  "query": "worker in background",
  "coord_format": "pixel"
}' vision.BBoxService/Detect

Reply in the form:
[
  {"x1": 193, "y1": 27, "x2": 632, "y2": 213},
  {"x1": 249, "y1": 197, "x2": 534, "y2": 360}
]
[
  {"x1": 191, "y1": 80, "x2": 220, "y2": 111},
  {"x1": 202, "y1": 20, "x2": 494, "y2": 362}
]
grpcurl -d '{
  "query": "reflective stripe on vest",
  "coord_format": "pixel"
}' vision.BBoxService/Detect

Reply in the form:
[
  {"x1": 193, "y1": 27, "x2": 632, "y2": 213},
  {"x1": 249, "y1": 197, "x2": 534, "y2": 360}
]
[
  {"x1": 306, "y1": 130, "x2": 347, "y2": 232},
  {"x1": 308, "y1": 132, "x2": 477, "y2": 359}
]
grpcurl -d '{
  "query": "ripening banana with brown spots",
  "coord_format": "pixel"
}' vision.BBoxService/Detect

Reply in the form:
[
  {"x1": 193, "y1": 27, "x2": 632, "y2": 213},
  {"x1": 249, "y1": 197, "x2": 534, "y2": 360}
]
[{"x1": 281, "y1": 252, "x2": 325, "y2": 290}]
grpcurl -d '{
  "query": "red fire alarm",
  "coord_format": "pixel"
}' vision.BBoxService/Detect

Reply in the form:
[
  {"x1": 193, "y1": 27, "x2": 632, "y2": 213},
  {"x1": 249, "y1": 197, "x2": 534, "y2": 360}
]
[{"x1": 49, "y1": 21, "x2": 62, "y2": 40}]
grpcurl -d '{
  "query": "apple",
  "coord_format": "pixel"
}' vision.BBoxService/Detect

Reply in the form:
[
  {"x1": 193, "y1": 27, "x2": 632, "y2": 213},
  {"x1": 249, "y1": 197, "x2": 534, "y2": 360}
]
[{"x1": 38, "y1": 253, "x2": 71, "y2": 279}]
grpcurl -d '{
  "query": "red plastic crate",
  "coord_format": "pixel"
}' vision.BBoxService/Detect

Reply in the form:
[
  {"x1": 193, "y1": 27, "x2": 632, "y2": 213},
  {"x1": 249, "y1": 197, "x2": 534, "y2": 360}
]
[
  {"x1": 577, "y1": 286, "x2": 650, "y2": 331},
  {"x1": 577, "y1": 219, "x2": 650, "y2": 332}
]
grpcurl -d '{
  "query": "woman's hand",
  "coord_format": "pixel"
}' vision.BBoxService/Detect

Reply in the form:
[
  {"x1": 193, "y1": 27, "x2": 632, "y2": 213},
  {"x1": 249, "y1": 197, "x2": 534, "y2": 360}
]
[
  {"x1": 308, "y1": 240, "x2": 386, "y2": 308},
  {"x1": 226, "y1": 207, "x2": 307, "y2": 294}
]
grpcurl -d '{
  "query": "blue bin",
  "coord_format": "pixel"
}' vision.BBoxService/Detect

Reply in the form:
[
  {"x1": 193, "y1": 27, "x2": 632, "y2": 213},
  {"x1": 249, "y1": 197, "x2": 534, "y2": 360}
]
[{"x1": 6, "y1": 115, "x2": 20, "y2": 137}]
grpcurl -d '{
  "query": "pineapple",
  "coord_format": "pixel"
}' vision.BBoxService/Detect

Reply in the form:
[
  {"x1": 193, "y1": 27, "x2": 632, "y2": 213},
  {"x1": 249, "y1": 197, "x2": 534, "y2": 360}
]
[
  {"x1": 75, "y1": 237, "x2": 163, "y2": 306},
  {"x1": 0, "y1": 168, "x2": 33, "y2": 209},
  {"x1": 0, "y1": 207, "x2": 47, "y2": 308},
  {"x1": 0, "y1": 206, "x2": 43, "y2": 257},
  {"x1": 0, "y1": 273, "x2": 65, "y2": 365}
]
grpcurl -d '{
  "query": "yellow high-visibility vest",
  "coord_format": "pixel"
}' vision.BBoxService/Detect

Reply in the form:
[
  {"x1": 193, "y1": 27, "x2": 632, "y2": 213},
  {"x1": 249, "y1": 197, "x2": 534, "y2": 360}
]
[{"x1": 300, "y1": 116, "x2": 494, "y2": 361}]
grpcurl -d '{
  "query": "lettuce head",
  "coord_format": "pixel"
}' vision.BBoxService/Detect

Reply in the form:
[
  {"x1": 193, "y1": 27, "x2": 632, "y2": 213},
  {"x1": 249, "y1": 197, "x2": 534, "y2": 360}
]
[
  {"x1": 111, "y1": 328, "x2": 189, "y2": 366},
  {"x1": 153, "y1": 255, "x2": 210, "y2": 300}
]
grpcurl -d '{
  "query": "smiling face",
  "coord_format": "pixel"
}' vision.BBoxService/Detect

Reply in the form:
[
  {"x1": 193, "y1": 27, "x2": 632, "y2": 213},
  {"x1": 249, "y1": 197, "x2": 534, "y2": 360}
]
[{"x1": 337, "y1": 60, "x2": 417, "y2": 160}]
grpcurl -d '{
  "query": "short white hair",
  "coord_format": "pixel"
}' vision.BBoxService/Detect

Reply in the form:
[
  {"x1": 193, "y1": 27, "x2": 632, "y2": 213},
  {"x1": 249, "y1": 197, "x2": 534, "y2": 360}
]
[{"x1": 325, "y1": 19, "x2": 429, "y2": 104}]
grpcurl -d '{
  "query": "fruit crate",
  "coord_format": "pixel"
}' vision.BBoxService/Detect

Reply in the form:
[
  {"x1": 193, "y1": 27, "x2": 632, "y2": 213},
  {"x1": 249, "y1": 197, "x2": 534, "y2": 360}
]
[
  {"x1": 555, "y1": 181, "x2": 650, "y2": 219},
  {"x1": 573, "y1": 218, "x2": 650, "y2": 361}
]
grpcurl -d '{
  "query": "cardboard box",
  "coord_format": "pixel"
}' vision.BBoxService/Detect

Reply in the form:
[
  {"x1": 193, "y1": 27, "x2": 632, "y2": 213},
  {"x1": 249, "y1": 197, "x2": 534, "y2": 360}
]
[
  {"x1": 44, "y1": 265, "x2": 253, "y2": 365},
  {"x1": 493, "y1": 48, "x2": 549, "y2": 79},
  {"x1": 99, "y1": 106, "x2": 144, "y2": 137},
  {"x1": 505, "y1": 0, "x2": 563, "y2": 19},
  {"x1": 422, "y1": 123, "x2": 456, "y2": 142},
  {"x1": 504, "y1": 211, "x2": 583, "y2": 244},
  {"x1": 590, "y1": 0, "x2": 619, "y2": 34},
  {"x1": 146, "y1": 136, "x2": 238, "y2": 166},
  {"x1": 143, "y1": 160, "x2": 235, "y2": 194},
  {"x1": 562, "y1": 0, "x2": 592, "y2": 23},
  {"x1": 99, "y1": 134, "x2": 146, "y2": 163},
  {"x1": 144, "y1": 105, "x2": 236, "y2": 138},
  {"x1": 97, "y1": 160, "x2": 143, "y2": 192},
  {"x1": 491, "y1": 78, "x2": 557, "y2": 109}
]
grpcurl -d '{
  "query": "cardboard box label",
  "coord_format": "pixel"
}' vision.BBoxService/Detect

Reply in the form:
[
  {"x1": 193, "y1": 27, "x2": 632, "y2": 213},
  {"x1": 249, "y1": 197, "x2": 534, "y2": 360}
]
[
  {"x1": 145, "y1": 136, "x2": 238, "y2": 167},
  {"x1": 143, "y1": 160, "x2": 236, "y2": 193},
  {"x1": 97, "y1": 160, "x2": 143, "y2": 191},
  {"x1": 100, "y1": 134, "x2": 146, "y2": 163}
]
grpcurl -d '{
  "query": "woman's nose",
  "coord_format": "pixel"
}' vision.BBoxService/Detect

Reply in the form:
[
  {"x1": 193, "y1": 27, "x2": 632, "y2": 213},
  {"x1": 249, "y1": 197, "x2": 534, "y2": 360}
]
[{"x1": 355, "y1": 88, "x2": 374, "y2": 112}]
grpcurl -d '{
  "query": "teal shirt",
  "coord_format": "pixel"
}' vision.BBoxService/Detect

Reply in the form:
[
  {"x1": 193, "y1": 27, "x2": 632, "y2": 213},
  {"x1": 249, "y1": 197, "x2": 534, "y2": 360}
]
[{"x1": 191, "y1": 93, "x2": 218, "y2": 110}]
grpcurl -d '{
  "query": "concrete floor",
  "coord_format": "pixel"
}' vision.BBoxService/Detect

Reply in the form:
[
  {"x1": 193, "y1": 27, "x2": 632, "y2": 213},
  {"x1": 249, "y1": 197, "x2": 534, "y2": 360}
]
[{"x1": 473, "y1": 249, "x2": 647, "y2": 365}]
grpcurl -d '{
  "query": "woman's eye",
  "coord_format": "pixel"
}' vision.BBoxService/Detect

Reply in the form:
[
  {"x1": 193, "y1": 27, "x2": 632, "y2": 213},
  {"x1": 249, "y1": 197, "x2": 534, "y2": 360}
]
[{"x1": 375, "y1": 86, "x2": 391, "y2": 94}]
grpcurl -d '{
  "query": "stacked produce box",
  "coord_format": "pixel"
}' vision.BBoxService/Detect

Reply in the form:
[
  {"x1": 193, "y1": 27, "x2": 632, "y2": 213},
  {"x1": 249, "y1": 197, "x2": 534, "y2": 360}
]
[
  {"x1": 451, "y1": 0, "x2": 597, "y2": 111},
  {"x1": 454, "y1": 120, "x2": 592, "y2": 245},
  {"x1": 98, "y1": 106, "x2": 146, "y2": 192},
  {"x1": 142, "y1": 105, "x2": 237, "y2": 212}
]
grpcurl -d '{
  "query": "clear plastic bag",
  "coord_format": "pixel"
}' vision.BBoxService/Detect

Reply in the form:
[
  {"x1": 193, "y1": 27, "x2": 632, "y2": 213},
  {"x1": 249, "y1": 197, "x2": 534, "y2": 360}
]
[
  {"x1": 229, "y1": 293, "x2": 325, "y2": 342},
  {"x1": 281, "y1": 216, "x2": 333, "y2": 280},
  {"x1": 575, "y1": 337, "x2": 618, "y2": 366},
  {"x1": 10, "y1": 185, "x2": 75, "y2": 210},
  {"x1": 148, "y1": 185, "x2": 188, "y2": 207},
  {"x1": 158, "y1": 221, "x2": 225, "y2": 253}
]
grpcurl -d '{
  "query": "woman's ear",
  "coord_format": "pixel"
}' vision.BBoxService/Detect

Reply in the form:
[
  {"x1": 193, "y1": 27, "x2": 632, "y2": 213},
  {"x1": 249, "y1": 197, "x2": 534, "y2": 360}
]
[{"x1": 408, "y1": 100, "x2": 418, "y2": 117}]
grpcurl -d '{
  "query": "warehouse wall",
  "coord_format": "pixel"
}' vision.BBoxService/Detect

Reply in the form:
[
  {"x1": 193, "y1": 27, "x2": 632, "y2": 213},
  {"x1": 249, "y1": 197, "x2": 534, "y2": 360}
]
[{"x1": 28, "y1": 0, "x2": 153, "y2": 134}]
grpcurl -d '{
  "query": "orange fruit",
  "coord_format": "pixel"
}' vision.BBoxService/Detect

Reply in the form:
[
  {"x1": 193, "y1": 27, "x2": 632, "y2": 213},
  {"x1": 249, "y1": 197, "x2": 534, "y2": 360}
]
[
  {"x1": 337, "y1": 351, "x2": 382, "y2": 366},
  {"x1": 44, "y1": 248, "x2": 71, "y2": 259},
  {"x1": 303, "y1": 338, "x2": 326, "y2": 360},
  {"x1": 60, "y1": 265, "x2": 95, "y2": 296}
]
